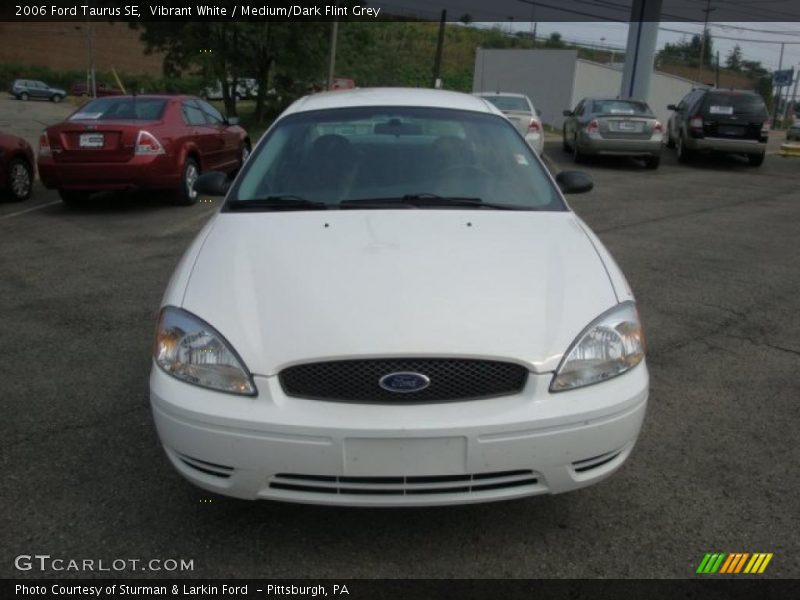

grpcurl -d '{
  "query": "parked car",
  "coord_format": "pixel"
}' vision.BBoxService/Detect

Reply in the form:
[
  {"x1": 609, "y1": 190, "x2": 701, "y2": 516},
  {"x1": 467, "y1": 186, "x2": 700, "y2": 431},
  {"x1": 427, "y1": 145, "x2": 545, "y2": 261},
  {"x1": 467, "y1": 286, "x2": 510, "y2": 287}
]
[
  {"x1": 150, "y1": 88, "x2": 649, "y2": 506},
  {"x1": 475, "y1": 92, "x2": 544, "y2": 155},
  {"x1": 202, "y1": 79, "x2": 258, "y2": 101},
  {"x1": 330, "y1": 77, "x2": 356, "y2": 91},
  {"x1": 786, "y1": 121, "x2": 800, "y2": 142},
  {"x1": 562, "y1": 97, "x2": 663, "y2": 168},
  {"x1": 70, "y1": 81, "x2": 124, "y2": 97},
  {"x1": 0, "y1": 132, "x2": 35, "y2": 201},
  {"x1": 666, "y1": 88, "x2": 769, "y2": 166},
  {"x1": 37, "y1": 95, "x2": 250, "y2": 206},
  {"x1": 10, "y1": 79, "x2": 66, "y2": 102}
]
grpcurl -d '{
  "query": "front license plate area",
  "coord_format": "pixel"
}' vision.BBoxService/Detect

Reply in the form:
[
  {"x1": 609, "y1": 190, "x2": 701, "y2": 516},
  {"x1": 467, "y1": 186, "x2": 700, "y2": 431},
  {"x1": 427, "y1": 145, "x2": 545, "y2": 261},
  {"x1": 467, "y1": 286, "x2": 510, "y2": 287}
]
[
  {"x1": 79, "y1": 133, "x2": 104, "y2": 148},
  {"x1": 344, "y1": 437, "x2": 467, "y2": 476}
]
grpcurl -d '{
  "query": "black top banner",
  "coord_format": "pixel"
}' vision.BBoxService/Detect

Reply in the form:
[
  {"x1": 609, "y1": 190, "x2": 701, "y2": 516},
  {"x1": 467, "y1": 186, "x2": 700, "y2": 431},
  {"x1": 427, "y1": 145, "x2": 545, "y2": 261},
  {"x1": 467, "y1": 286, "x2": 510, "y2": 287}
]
[{"x1": 3, "y1": 0, "x2": 800, "y2": 22}]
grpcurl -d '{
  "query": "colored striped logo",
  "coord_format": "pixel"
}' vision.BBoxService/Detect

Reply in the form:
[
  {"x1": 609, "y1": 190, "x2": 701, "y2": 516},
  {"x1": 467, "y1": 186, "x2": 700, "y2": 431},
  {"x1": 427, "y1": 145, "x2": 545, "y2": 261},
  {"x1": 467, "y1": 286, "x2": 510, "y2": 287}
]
[{"x1": 696, "y1": 553, "x2": 773, "y2": 574}]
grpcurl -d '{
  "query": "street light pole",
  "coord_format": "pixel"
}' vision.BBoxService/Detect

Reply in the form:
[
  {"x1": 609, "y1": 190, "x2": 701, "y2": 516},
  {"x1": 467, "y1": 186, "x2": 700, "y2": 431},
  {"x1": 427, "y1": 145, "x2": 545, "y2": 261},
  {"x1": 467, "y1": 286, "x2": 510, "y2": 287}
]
[{"x1": 326, "y1": 6, "x2": 339, "y2": 90}]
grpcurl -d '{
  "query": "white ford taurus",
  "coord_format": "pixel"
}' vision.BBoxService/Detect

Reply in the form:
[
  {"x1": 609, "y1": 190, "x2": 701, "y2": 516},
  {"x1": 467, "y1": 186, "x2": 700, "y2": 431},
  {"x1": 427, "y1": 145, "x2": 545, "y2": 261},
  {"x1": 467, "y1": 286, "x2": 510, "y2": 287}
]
[{"x1": 150, "y1": 88, "x2": 648, "y2": 506}]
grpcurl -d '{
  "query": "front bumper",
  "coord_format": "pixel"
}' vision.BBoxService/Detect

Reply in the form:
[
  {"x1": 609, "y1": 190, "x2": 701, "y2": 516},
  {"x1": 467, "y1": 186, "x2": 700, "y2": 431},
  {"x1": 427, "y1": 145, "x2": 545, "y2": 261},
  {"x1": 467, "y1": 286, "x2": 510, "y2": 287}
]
[
  {"x1": 684, "y1": 136, "x2": 766, "y2": 155},
  {"x1": 150, "y1": 361, "x2": 649, "y2": 506},
  {"x1": 37, "y1": 154, "x2": 180, "y2": 191}
]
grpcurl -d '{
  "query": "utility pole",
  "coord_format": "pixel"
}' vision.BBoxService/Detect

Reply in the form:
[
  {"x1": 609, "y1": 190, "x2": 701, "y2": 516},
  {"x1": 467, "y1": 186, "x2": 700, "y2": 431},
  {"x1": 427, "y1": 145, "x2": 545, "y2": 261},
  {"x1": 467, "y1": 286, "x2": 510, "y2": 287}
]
[
  {"x1": 772, "y1": 42, "x2": 785, "y2": 125},
  {"x1": 86, "y1": 19, "x2": 96, "y2": 98},
  {"x1": 326, "y1": 4, "x2": 339, "y2": 90},
  {"x1": 431, "y1": 9, "x2": 446, "y2": 89},
  {"x1": 529, "y1": 5, "x2": 537, "y2": 48},
  {"x1": 696, "y1": 0, "x2": 715, "y2": 84},
  {"x1": 783, "y1": 68, "x2": 796, "y2": 124}
]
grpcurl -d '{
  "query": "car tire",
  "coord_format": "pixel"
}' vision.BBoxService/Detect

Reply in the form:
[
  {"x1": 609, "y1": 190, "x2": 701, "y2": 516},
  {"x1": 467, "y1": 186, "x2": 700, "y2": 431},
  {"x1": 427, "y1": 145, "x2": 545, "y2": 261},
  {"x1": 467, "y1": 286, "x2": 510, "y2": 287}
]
[
  {"x1": 644, "y1": 155, "x2": 661, "y2": 170},
  {"x1": 676, "y1": 134, "x2": 692, "y2": 164},
  {"x1": 174, "y1": 158, "x2": 200, "y2": 206},
  {"x1": 665, "y1": 132, "x2": 676, "y2": 149},
  {"x1": 20, "y1": 92, "x2": 29, "y2": 101},
  {"x1": 51, "y1": 94, "x2": 63, "y2": 103},
  {"x1": 4, "y1": 159, "x2": 33, "y2": 202},
  {"x1": 562, "y1": 128, "x2": 570, "y2": 152},
  {"x1": 572, "y1": 136, "x2": 585, "y2": 164},
  {"x1": 748, "y1": 153, "x2": 765, "y2": 167},
  {"x1": 58, "y1": 190, "x2": 91, "y2": 207}
]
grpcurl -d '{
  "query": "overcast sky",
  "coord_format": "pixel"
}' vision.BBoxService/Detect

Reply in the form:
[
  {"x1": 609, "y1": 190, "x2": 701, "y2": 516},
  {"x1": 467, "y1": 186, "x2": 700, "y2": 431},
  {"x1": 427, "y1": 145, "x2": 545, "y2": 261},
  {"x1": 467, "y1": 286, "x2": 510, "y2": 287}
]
[{"x1": 498, "y1": 22, "x2": 800, "y2": 71}]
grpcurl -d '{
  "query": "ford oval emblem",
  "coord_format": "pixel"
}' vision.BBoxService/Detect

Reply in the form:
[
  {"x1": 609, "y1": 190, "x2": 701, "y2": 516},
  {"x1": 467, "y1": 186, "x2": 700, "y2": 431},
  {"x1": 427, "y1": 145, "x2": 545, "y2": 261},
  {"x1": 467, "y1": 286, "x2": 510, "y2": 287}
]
[{"x1": 379, "y1": 372, "x2": 431, "y2": 393}]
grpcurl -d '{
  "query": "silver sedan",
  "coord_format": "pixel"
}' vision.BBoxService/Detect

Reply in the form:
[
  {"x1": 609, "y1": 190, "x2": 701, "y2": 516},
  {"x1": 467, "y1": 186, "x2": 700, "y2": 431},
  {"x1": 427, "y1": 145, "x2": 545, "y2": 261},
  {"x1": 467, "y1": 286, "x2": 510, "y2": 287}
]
[{"x1": 562, "y1": 98, "x2": 663, "y2": 169}]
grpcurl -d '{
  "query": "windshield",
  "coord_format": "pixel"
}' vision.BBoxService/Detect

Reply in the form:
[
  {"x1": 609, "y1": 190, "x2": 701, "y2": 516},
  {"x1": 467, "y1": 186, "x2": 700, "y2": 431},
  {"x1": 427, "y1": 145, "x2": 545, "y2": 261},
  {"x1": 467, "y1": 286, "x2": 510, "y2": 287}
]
[
  {"x1": 591, "y1": 99, "x2": 652, "y2": 116},
  {"x1": 481, "y1": 96, "x2": 531, "y2": 113},
  {"x1": 703, "y1": 93, "x2": 767, "y2": 117},
  {"x1": 69, "y1": 98, "x2": 167, "y2": 121},
  {"x1": 230, "y1": 106, "x2": 563, "y2": 211}
]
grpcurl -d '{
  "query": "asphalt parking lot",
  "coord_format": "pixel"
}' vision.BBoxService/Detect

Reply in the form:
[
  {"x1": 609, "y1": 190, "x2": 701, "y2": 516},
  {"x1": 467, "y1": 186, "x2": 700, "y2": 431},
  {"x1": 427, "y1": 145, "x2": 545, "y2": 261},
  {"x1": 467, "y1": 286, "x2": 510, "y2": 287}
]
[{"x1": 2, "y1": 98, "x2": 799, "y2": 578}]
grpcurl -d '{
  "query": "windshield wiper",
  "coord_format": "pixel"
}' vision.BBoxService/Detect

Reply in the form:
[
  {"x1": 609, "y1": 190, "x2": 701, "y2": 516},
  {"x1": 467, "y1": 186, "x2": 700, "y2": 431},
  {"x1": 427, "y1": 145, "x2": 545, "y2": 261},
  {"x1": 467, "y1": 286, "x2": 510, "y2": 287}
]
[
  {"x1": 226, "y1": 196, "x2": 330, "y2": 211},
  {"x1": 340, "y1": 194, "x2": 530, "y2": 211}
]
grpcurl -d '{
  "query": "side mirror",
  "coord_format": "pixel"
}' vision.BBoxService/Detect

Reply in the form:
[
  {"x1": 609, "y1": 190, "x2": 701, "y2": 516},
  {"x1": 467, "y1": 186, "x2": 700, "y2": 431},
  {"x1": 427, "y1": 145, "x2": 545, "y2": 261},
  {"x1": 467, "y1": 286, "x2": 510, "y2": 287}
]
[
  {"x1": 226, "y1": 116, "x2": 240, "y2": 126},
  {"x1": 562, "y1": 109, "x2": 573, "y2": 117},
  {"x1": 194, "y1": 171, "x2": 230, "y2": 197},
  {"x1": 667, "y1": 104, "x2": 677, "y2": 111},
  {"x1": 555, "y1": 170, "x2": 593, "y2": 195}
]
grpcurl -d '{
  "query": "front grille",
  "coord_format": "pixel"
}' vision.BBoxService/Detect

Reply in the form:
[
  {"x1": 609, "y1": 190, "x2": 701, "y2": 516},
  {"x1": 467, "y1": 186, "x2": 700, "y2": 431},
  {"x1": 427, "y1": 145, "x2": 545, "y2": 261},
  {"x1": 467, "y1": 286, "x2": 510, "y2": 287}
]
[
  {"x1": 279, "y1": 358, "x2": 528, "y2": 403},
  {"x1": 269, "y1": 470, "x2": 539, "y2": 496}
]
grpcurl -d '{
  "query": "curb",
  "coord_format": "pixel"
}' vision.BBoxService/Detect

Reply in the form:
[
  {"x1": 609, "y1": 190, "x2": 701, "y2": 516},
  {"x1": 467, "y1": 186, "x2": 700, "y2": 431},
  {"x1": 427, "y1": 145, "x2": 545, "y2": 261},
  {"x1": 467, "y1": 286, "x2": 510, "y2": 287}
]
[{"x1": 778, "y1": 143, "x2": 800, "y2": 157}]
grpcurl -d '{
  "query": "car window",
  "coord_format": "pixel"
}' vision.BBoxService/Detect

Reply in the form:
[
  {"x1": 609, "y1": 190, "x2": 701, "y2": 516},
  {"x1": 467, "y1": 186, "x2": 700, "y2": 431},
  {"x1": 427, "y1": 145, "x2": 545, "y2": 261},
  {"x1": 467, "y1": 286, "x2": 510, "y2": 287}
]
[
  {"x1": 481, "y1": 96, "x2": 531, "y2": 113},
  {"x1": 232, "y1": 106, "x2": 564, "y2": 211},
  {"x1": 196, "y1": 100, "x2": 224, "y2": 125},
  {"x1": 182, "y1": 101, "x2": 207, "y2": 126},
  {"x1": 70, "y1": 98, "x2": 168, "y2": 121},
  {"x1": 574, "y1": 100, "x2": 585, "y2": 116},
  {"x1": 591, "y1": 99, "x2": 652, "y2": 116}
]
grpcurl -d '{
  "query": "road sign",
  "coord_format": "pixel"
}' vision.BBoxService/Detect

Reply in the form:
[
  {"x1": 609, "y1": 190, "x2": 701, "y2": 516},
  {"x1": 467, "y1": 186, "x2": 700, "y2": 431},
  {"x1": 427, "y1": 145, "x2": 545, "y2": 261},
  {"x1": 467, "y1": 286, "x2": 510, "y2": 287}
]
[{"x1": 773, "y1": 69, "x2": 794, "y2": 87}]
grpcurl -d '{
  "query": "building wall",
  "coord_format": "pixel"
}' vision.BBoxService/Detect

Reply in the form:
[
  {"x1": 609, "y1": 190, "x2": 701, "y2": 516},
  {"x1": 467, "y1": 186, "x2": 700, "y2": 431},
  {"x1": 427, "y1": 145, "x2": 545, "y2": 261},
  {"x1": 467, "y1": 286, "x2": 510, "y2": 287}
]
[
  {"x1": 0, "y1": 23, "x2": 164, "y2": 75},
  {"x1": 647, "y1": 70, "x2": 697, "y2": 127},
  {"x1": 571, "y1": 61, "x2": 622, "y2": 113},
  {"x1": 473, "y1": 49, "x2": 578, "y2": 129}
]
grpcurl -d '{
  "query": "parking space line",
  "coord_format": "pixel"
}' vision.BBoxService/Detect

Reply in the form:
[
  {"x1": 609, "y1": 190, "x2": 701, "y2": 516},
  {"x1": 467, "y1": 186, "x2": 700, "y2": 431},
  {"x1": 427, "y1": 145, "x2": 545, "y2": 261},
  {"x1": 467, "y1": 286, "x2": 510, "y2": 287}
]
[{"x1": 0, "y1": 200, "x2": 61, "y2": 221}]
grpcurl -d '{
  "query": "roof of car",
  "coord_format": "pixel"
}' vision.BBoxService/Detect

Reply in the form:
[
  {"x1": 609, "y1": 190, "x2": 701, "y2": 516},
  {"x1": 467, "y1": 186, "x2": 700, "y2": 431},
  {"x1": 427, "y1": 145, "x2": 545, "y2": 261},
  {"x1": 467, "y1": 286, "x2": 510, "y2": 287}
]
[{"x1": 284, "y1": 87, "x2": 503, "y2": 117}]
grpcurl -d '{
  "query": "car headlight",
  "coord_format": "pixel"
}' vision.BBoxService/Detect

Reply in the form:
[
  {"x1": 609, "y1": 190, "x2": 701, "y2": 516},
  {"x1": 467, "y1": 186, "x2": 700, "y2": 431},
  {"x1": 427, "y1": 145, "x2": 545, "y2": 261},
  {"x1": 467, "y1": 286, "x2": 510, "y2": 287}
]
[
  {"x1": 550, "y1": 302, "x2": 644, "y2": 392},
  {"x1": 153, "y1": 306, "x2": 256, "y2": 396}
]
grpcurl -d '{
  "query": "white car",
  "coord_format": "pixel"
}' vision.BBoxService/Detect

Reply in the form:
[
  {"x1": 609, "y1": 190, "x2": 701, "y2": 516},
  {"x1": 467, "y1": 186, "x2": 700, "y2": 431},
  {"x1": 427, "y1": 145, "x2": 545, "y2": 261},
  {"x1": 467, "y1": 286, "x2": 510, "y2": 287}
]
[
  {"x1": 151, "y1": 88, "x2": 648, "y2": 506},
  {"x1": 475, "y1": 92, "x2": 545, "y2": 155}
]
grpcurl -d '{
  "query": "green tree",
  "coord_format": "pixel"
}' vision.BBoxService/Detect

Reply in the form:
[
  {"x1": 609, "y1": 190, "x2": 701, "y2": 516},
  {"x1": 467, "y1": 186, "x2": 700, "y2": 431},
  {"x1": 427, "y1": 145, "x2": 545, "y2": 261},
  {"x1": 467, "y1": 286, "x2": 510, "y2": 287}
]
[{"x1": 726, "y1": 44, "x2": 743, "y2": 72}]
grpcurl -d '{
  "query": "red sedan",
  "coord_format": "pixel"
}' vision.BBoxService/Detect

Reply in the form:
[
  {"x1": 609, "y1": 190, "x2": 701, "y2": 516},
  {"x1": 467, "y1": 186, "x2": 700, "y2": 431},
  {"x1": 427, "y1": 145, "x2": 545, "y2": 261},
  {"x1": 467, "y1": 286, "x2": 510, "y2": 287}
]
[
  {"x1": 0, "y1": 132, "x2": 35, "y2": 202},
  {"x1": 37, "y1": 95, "x2": 250, "y2": 206}
]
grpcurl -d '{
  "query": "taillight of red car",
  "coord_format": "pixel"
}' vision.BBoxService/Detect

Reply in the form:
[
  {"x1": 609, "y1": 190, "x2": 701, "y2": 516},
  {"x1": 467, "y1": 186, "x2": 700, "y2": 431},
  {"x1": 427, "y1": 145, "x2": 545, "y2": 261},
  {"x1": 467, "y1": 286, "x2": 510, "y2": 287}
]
[
  {"x1": 135, "y1": 131, "x2": 165, "y2": 156},
  {"x1": 38, "y1": 131, "x2": 51, "y2": 157}
]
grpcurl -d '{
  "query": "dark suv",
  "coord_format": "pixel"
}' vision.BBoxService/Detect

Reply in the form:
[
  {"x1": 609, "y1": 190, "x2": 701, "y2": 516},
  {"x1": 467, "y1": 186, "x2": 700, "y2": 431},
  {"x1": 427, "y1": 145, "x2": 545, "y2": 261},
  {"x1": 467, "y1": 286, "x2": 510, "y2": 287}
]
[{"x1": 666, "y1": 88, "x2": 769, "y2": 166}]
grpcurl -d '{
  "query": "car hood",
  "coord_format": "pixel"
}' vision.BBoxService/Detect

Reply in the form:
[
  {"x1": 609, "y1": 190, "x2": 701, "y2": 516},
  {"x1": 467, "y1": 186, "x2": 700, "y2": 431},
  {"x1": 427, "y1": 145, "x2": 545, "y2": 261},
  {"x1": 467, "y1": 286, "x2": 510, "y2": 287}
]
[{"x1": 180, "y1": 210, "x2": 619, "y2": 375}]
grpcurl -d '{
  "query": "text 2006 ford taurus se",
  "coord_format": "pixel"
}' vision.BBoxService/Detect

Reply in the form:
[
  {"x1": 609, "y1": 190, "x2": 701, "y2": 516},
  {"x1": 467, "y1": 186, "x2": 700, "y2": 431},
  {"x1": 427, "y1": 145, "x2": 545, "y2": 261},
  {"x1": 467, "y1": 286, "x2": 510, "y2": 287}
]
[{"x1": 150, "y1": 88, "x2": 648, "y2": 506}]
